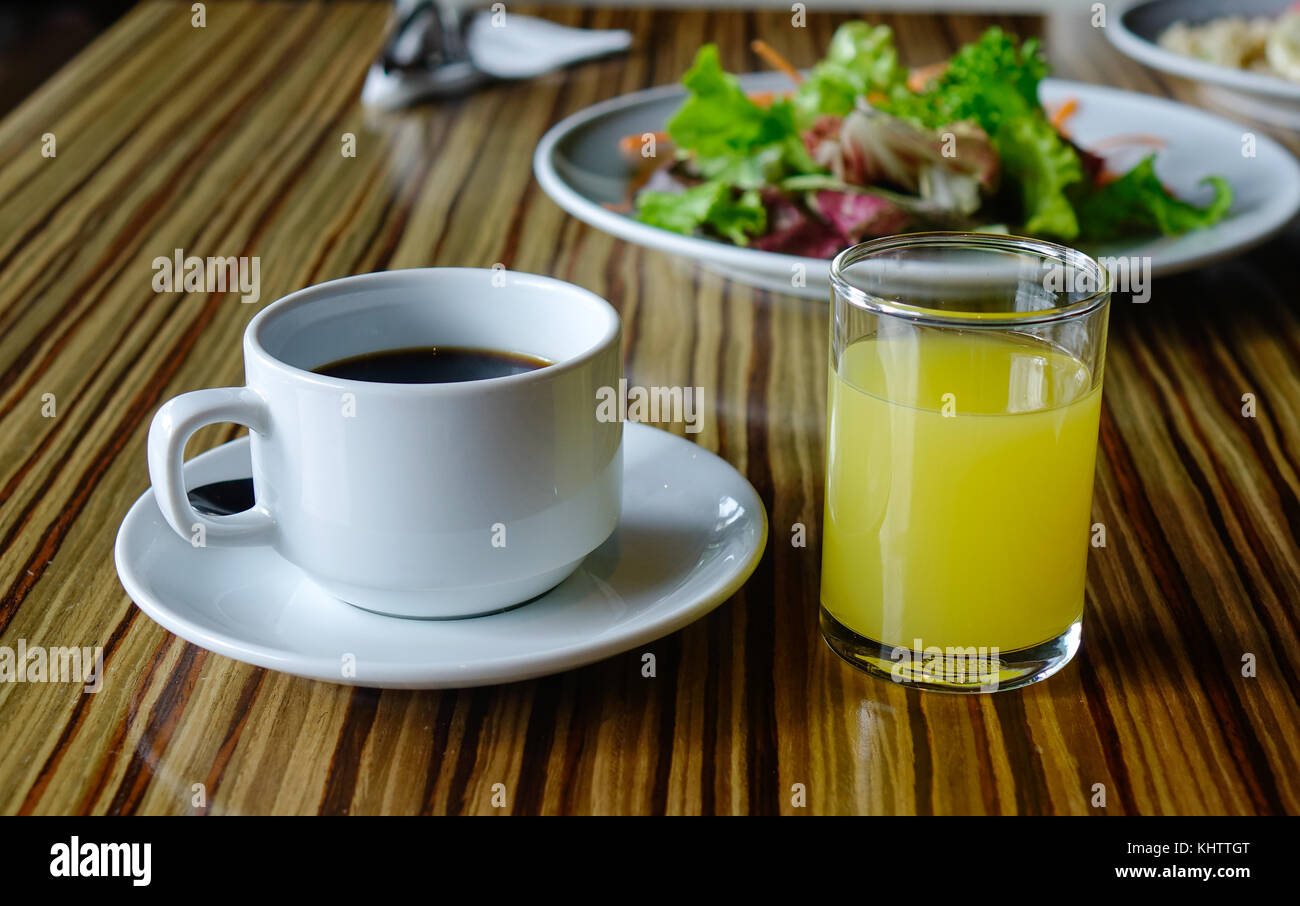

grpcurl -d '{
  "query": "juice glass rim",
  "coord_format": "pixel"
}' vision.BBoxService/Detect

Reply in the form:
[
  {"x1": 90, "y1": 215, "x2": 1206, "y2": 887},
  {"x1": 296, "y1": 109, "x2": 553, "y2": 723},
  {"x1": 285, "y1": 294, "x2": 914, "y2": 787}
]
[{"x1": 829, "y1": 232, "x2": 1111, "y2": 328}]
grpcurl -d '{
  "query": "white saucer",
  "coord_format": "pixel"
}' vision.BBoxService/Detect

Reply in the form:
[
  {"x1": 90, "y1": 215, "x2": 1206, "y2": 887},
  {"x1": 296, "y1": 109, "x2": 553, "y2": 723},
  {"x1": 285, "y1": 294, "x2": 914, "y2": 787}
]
[{"x1": 115, "y1": 423, "x2": 767, "y2": 688}]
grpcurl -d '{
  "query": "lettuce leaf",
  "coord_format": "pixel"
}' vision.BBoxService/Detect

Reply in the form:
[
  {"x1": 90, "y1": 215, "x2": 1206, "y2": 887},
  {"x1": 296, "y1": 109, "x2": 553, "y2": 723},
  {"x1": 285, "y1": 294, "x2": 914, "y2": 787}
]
[
  {"x1": 881, "y1": 29, "x2": 1081, "y2": 239},
  {"x1": 996, "y1": 116, "x2": 1083, "y2": 238},
  {"x1": 793, "y1": 23, "x2": 907, "y2": 125},
  {"x1": 1076, "y1": 154, "x2": 1232, "y2": 240},
  {"x1": 637, "y1": 180, "x2": 767, "y2": 245},
  {"x1": 942, "y1": 32, "x2": 1046, "y2": 127},
  {"x1": 666, "y1": 44, "x2": 819, "y2": 187}
]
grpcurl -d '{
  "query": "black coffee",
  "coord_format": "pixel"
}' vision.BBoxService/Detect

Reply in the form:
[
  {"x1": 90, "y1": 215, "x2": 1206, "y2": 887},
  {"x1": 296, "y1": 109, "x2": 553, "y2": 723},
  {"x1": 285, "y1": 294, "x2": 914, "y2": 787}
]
[{"x1": 313, "y1": 346, "x2": 550, "y2": 384}]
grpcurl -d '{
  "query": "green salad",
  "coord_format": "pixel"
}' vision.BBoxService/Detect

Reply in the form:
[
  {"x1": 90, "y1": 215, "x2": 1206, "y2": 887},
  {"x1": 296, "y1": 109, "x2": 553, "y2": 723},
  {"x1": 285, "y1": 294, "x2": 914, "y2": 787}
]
[{"x1": 630, "y1": 24, "x2": 1233, "y2": 256}]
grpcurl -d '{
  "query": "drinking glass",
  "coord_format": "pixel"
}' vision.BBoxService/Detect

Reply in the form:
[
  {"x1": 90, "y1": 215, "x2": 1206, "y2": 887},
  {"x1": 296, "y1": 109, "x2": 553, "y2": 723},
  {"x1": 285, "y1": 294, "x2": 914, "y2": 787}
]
[{"x1": 821, "y1": 233, "x2": 1111, "y2": 692}]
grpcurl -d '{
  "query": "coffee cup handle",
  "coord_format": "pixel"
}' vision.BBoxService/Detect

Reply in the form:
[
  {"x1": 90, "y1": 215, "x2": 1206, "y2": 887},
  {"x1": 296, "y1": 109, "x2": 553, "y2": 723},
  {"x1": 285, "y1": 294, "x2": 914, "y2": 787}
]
[{"x1": 147, "y1": 387, "x2": 275, "y2": 546}]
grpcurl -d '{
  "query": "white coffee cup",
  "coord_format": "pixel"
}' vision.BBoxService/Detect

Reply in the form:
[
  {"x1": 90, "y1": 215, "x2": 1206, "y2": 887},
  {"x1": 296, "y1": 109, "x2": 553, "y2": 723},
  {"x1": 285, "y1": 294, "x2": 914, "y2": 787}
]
[{"x1": 147, "y1": 268, "x2": 623, "y2": 618}]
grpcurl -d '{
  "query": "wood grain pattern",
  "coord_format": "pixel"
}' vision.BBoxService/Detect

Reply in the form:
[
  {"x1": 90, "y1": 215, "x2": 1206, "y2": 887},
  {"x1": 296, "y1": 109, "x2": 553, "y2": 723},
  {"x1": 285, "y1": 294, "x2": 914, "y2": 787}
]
[{"x1": 1, "y1": 1, "x2": 1298, "y2": 815}]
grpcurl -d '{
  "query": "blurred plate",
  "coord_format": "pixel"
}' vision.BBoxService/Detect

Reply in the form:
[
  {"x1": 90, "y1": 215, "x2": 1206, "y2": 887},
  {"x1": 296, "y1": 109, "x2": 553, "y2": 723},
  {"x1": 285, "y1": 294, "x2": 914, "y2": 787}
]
[
  {"x1": 534, "y1": 71, "x2": 1300, "y2": 299},
  {"x1": 1109, "y1": 0, "x2": 1300, "y2": 126}
]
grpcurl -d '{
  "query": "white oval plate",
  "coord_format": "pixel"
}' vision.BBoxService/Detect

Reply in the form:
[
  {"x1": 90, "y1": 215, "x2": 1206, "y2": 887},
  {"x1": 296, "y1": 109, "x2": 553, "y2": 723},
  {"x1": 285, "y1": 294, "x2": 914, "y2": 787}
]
[
  {"x1": 115, "y1": 423, "x2": 767, "y2": 689},
  {"x1": 534, "y1": 71, "x2": 1300, "y2": 299},
  {"x1": 1109, "y1": 0, "x2": 1300, "y2": 126}
]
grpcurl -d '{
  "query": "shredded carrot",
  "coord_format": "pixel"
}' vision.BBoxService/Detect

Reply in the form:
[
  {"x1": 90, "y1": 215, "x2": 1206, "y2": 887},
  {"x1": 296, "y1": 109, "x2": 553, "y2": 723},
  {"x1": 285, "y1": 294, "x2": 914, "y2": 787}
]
[
  {"x1": 866, "y1": 91, "x2": 888, "y2": 106},
  {"x1": 1050, "y1": 98, "x2": 1079, "y2": 134},
  {"x1": 907, "y1": 61, "x2": 948, "y2": 92},
  {"x1": 1087, "y1": 133, "x2": 1168, "y2": 151},
  {"x1": 751, "y1": 39, "x2": 803, "y2": 84}
]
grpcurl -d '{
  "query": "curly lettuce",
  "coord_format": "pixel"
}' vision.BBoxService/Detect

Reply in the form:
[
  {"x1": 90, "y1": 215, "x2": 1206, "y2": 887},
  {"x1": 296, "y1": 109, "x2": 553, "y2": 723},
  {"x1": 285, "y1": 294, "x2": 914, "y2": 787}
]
[
  {"x1": 636, "y1": 180, "x2": 767, "y2": 245},
  {"x1": 793, "y1": 23, "x2": 907, "y2": 125},
  {"x1": 998, "y1": 116, "x2": 1084, "y2": 238},
  {"x1": 1077, "y1": 154, "x2": 1232, "y2": 240},
  {"x1": 882, "y1": 29, "x2": 1083, "y2": 239},
  {"x1": 666, "y1": 44, "x2": 819, "y2": 188},
  {"x1": 889, "y1": 29, "x2": 1049, "y2": 130}
]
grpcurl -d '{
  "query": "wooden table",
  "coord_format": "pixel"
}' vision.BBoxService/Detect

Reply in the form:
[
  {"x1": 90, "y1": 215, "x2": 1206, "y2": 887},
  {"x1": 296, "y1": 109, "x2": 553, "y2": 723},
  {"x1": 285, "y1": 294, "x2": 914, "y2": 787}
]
[{"x1": 2, "y1": 1, "x2": 1298, "y2": 816}]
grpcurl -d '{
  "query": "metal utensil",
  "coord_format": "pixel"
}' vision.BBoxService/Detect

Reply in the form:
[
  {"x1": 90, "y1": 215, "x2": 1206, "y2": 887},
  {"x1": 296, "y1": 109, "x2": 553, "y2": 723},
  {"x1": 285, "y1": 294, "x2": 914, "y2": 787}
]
[{"x1": 361, "y1": 0, "x2": 631, "y2": 108}]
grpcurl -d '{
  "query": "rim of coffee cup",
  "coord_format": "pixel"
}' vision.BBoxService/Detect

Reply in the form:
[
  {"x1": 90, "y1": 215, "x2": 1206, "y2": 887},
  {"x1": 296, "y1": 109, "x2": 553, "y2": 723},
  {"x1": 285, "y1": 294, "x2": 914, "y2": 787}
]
[{"x1": 243, "y1": 267, "x2": 621, "y2": 394}]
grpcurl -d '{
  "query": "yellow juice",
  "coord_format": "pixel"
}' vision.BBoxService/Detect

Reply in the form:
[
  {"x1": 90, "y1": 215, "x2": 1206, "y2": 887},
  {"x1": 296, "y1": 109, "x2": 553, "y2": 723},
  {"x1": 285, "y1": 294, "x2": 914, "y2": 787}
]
[{"x1": 821, "y1": 330, "x2": 1102, "y2": 653}]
